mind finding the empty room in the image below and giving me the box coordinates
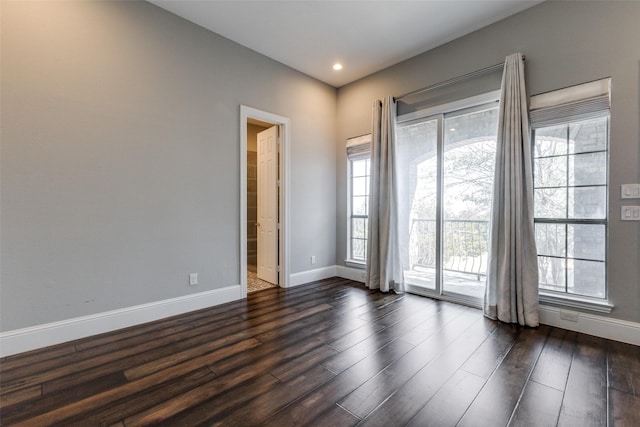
[1,0,639,426]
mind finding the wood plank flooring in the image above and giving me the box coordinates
[1,277,639,426]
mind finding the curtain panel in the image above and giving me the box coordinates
[484,53,539,327]
[365,96,404,293]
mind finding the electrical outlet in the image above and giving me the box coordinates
[311,256,316,265]
[189,273,198,286]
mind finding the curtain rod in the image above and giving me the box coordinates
[394,55,525,102]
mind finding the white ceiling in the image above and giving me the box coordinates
[149,0,543,88]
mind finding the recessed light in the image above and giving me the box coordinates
[449,128,456,132]
[333,63,343,71]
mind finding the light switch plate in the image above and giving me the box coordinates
[621,206,640,221]
[621,184,640,199]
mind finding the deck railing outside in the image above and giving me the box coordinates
[409,218,489,280]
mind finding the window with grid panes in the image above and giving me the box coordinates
[533,115,608,299]
[349,155,370,262]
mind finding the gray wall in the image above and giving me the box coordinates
[1,0,337,331]
[336,1,640,323]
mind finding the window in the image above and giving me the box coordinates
[396,92,500,305]
[533,116,609,299]
[346,134,372,265]
[530,78,611,303]
[349,155,370,262]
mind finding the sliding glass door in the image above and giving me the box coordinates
[396,100,498,305]
[442,106,498,300]
[396,119,438,291]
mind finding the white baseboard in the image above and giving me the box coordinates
[336,265,366,283]
[288,264,367,287]
[0,285,242,357]
[539,305,640,346]
[3,279,637,357]
[289,266,337,287]
[334,266,640,345]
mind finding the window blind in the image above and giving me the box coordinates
[346,134,371,156]
[529,78,611,128]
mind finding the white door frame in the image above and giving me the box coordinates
[240,105,291,296]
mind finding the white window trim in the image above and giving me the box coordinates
[539,292,613,314]
[344,259,366,269]
[397,90,501,124]
[397,92,501,307]
[346,151,370,265]
[532,118,611,307]
[531,79,612,309]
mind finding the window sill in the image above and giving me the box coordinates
[344,259,366,269]
[539,292,613,314]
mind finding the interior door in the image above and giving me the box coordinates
[257,125,279,284]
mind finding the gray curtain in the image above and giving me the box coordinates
[484,53,539,327]
[366,96,404,293]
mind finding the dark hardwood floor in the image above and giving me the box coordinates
[1,278,639,426]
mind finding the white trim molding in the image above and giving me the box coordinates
[288,265,366,287]
[539,305,640,346]
[344,259,366,270]
[0,286,241,357]
[240,105,291,296]
[289,266,338,287]
[336,265,366,283]
[5,273,637,357]
[337,265,639,345]
[397,90,501,123]
[539,293,613,314]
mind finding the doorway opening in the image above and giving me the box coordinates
[247,120,277,293]
[240,106,290,296]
